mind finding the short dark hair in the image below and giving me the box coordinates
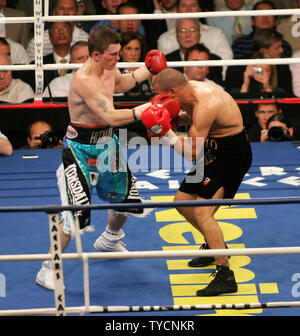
[120,31,147,61]
[254,101,280,112]
[184,43,210,61]
[0,37,9,47]
[52,0,78,11]
[253,0,276,10]
[252,29,283,51]
[88,25,120,55]
[252,0,278,20]
[117,1,141,14]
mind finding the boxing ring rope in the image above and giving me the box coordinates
[1,3,300,98]
[2,9,300,24]
[1,3,300,316]
[1,198,300,316]
[3,56,300,71]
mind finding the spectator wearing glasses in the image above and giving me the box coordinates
[22,21,73,92]
[165,18,227,81]
[157,0,233,62]
[26,0,89,61]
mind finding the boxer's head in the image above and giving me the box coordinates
[152,68,191,103]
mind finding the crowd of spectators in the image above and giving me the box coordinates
[1,0,300,151]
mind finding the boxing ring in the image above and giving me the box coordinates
[1,143,300,317]
[1,2,300,317]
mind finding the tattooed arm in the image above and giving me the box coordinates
[68,72,138,126]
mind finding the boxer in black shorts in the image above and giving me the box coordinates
[144,68,253,296]
[179,129,252,200]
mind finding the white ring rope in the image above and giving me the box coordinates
[43,9,300,22]
[1,9,300,24]
[2,57,300,73]
[2,206,300,316]
[1,246,300,262]
[0,4,299,99]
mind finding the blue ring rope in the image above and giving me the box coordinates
[0,196,299,213]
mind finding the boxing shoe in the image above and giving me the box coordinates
[196,265,238,296]
[188,243,230,267]
[36,260,65,291]
[94,229,127,252]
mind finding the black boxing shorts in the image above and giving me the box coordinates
[179,128,252,199]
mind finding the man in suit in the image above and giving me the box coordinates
[166,18,223,86]
[0,0,32,48]
[21,21,73,92]
[26,0,89,61]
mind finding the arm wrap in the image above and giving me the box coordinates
[132,65,151,83]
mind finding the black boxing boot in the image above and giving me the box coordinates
[196,265,238,296]
[188,243,230,267]
[188,243,214,267]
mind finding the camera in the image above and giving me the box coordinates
[268,126,291,142]
[252,67,263,74]
[37,130,59,148]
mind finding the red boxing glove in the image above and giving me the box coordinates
[145,50,167,75]
[141,104,171,137]
[150,94,180,120]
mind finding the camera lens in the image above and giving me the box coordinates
[38,130,59,148]
[268,126,290,141]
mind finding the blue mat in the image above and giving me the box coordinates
[0,142,300,317]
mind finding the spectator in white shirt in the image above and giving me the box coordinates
[26,0,89,62]
[157,0,233,60]
[0,36,29,65]
[43,40,89,98]
[0,53,34,103]
[165,18,232,79]
[0,130,13,155]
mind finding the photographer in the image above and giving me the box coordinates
[25,120,63,149]
[225,29,293,97]
[247,102,282,142]
[266,113,294,142]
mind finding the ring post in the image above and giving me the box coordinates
[48,213,66,316]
